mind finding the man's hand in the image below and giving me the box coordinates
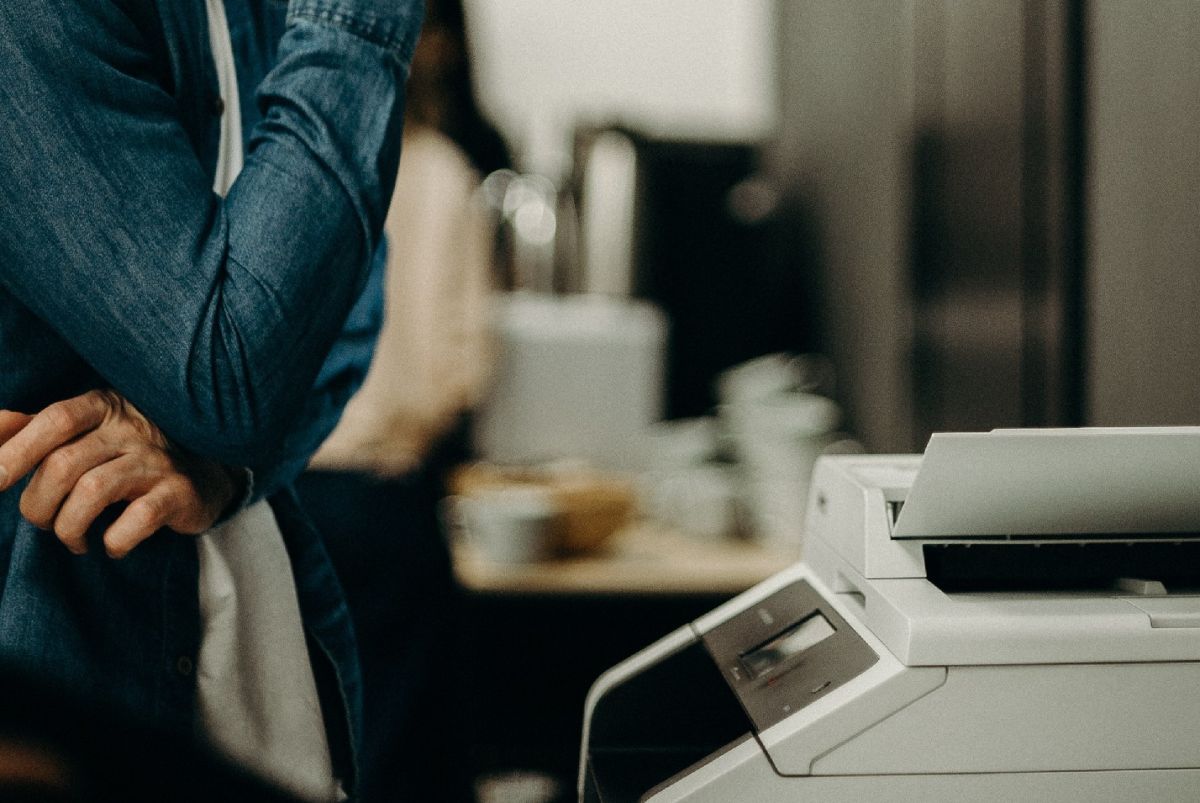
[0,389,240,558]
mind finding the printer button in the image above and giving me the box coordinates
[1116,577,1168,596]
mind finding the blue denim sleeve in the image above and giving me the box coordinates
[0,1,420,480]
[247,238,387,502]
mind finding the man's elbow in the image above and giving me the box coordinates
[171,273,352,468]
[168,377,306,470]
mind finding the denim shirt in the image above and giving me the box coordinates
[0,0,421,792]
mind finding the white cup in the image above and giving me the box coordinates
[638,417,720,471]
[721,392,844,549]
[452,487,562,563]
[642,464,742,541]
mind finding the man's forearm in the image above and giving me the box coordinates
[0,0,421,469]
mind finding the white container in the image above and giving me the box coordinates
[473,293,667,470]
[722,392,843,550]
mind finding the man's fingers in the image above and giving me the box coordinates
[0,411,32,445]
[103,485,179,560]
[5,390,230,559]
[52,454,154,555]
[0,392,110,492]
[20,435,122,531]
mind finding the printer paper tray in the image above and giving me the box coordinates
[893,429,1200,538]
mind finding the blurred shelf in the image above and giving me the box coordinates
[452,521,797,596]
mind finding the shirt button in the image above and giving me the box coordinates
[213,96,226,116]
[176,656,194,676]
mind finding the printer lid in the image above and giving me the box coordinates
[892,428,1200,538]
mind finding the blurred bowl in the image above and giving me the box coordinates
[551,476,635,553]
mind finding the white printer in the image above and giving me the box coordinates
[580,428,1200,801]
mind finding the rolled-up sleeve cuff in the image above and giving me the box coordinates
[213,466,256,525]
[287,0,423,64]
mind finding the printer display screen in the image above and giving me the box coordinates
[741,612,835,679]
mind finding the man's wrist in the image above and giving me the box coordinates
[214,464,250,523]
[167,441,248,528]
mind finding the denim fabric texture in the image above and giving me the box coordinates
[0,0,421,792]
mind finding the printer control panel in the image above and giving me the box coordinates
[700,580,878,732]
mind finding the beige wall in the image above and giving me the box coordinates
[463,0,777,176]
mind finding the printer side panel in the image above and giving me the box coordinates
[805,457,926,582]
[810,661,1200,775]
[648,766,1200,803]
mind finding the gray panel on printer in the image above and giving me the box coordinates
[700,580,878,732]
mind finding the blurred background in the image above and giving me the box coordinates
[364,1,1200,800]
[465,0,1200,452]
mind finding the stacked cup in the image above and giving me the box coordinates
[717,355,853,552]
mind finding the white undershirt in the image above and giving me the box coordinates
[197,3,339,801]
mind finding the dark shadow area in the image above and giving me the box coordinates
[0,664,301,802]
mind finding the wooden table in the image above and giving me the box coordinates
[452,520,798,596]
